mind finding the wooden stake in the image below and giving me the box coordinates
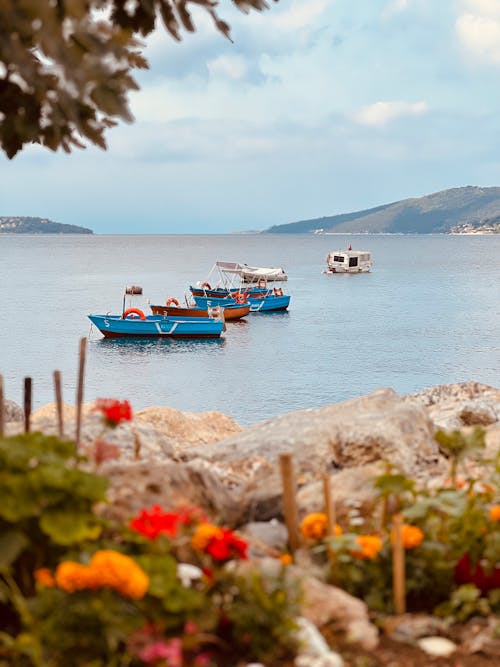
[322,473,336,534]
[24,377,32,433]
[0,374,4,438]
[53,370,64,438]
[279,453,300,554]
[75,337,87,448]
[392,513,406,615]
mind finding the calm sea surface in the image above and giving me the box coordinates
[0,234,499,425]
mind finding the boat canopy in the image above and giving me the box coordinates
[215,261,287,281]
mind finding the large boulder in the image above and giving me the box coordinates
[135,406,242,452]
[185,388,440,476]
[98,459,241,525]
[405,381,500,431]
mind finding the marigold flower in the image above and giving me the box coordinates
[89,550,149,599]
[352,535,383,560]
[55,561,98,593]
[34,568,55,588]
[300,513,342,540]
[191,523,224,551]
[280,554,293,566]
[489,505,500,522]
[95,398,133,427]
[391,524,424,550]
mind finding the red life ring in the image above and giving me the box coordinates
[201,282,211,290]
[166,297,179,307]
[123,308,146,320]
[235,293,247,304]
[273,287,283,297]
[257,278,267,289]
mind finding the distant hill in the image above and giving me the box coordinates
[264,186,500,234]
[0,216,93,234]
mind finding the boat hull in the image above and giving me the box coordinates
[88,314,224,339]
[194,294,290,312]
[150,304,250,321]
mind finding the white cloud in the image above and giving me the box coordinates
[456,1,500,64]
[383,0,411,17]
[207,54,248,80]
[352,101,429,126]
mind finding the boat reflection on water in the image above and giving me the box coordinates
[91,336,226,357]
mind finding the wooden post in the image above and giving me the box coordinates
[392,513,406,614]
[75,337,87,448]
[24,377,32,433]
[53,370,64,438]
[279,453,300,554]
[322,473,336,534]
[0,374,4,438]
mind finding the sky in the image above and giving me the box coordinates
[2,0,500,233]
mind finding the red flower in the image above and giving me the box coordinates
[95,398,133,427]
[455,553,500,594]
[205,528,248,562]
[130,505,207,541]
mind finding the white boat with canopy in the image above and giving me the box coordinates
[215,261,288,283]
[325,247,372,274]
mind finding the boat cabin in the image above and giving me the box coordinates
[325,250,372,274]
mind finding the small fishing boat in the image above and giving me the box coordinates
[190,261,291,312]
[150,297,250,321]
[88,308,224,339]
[324,246,372,274]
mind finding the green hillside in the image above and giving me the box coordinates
[265,186,500,234]
[0,216,93,234]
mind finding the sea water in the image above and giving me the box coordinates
[0,234,498,425]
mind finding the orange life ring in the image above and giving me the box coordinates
[123,307,146,320]
[201,282,211,290]
[166,297,180,307]
[235,293,247,304]
[273,287,283,297]
[257,278,267,289]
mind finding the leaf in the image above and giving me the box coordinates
[40,509,102,545]
[0,530,29,570]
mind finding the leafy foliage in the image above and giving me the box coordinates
[0,0,277,158]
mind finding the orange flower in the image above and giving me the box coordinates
[391,524,424,550]
[34,568,55,588]
[280,554,293,566]
[89,550,149,600]
[352,535,383,560]
[300,513,343,540]
[54,551,149,600]
[489,505,500,522]
[55,562,98,593]
[191,523,224,551]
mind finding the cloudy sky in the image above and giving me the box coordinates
[2,0,500,233]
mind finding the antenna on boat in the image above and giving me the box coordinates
[122,290,126,317]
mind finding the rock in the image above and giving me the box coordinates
[97,459,241,525]
[294,617,343,667]
[406,381,500,431]
[460,399,500,426]
[384,614,449,643]
[416,636,457,657]
[135,406,242,452]
[2,399,24,423]
[240,521,289,555]
[300,576,378,650]
[189,389,439,478]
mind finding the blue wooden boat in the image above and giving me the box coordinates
[193,289,290,313]
[88,308,224,339]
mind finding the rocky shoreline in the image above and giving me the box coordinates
[3,380,500,666]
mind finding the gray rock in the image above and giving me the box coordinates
[2,399,23,423]
[98,458,241,525]
[241,520,289,555]
[459,399,500,426]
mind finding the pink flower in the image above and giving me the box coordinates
[194,653,212,666]
[138,639,182,666]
